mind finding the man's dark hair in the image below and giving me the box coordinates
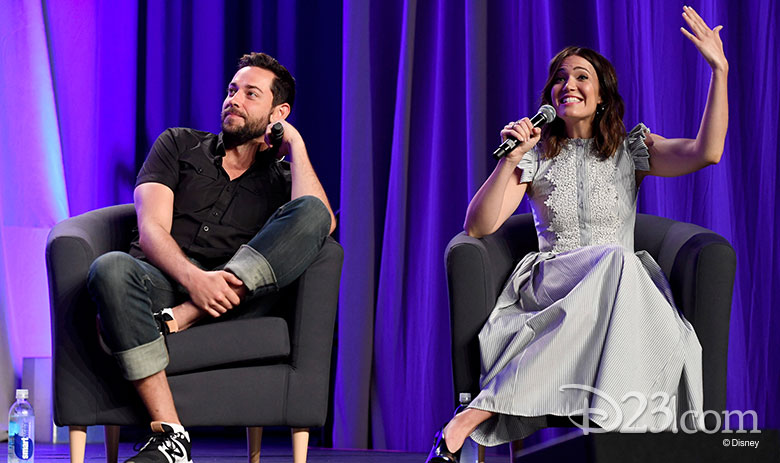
[237,52,296,108]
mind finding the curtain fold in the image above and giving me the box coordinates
[370,0,418,449]
[0,0,71,412]
[0,0,776,451]
[334,0,378,448]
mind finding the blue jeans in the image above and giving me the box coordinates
[87,195,331,381]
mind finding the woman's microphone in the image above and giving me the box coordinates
[492,105,557,160]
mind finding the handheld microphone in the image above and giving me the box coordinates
[269,122,284,146]
[267,122,285,158]
[492,105,556,160]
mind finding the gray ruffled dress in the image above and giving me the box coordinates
[469,124,703,446]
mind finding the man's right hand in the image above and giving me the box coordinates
[185,269,244,317]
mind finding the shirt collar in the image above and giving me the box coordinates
[217,132,276,174]
[216,132,227,160]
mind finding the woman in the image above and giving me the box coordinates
[426,6,727,462]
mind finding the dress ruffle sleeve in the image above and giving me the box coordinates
[627,123,651,172]
[516,147,539,183]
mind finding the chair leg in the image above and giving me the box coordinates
[291,428,309,463]
[105,425,120,463]
[247,426,263,463]
[478,444,486,463]
[509,439,523,461]
[69,426,87,463]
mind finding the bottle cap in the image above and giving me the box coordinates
[15,389,28,400]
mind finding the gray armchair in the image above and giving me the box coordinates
[46,204,343,463]
[445,213,735,433]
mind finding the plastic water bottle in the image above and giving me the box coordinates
[8,389,34,462]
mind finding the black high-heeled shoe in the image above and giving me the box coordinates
[424,427,461,463]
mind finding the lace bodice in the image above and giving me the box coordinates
[516,124,650,254]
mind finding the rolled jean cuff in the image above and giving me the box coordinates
[224,244,278,294]
[114,335,169,381]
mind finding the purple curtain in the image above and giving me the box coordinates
[2,0,776,452]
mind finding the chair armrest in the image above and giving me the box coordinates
[46,204,137,263]
[445,214,538,402]
[656,221,735,413]
[285,237,344,425]
[46,203,137,345]
[46,204,137,425]
[445,231,518,401]
[654,221,735,321]
[46,203,137,323]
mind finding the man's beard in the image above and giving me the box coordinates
[221,109,271,149]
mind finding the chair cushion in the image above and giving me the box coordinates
[165,317,289,376]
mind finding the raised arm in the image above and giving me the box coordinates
[464,119,541,237]
[641,6,728,180]
[268,120,337,233]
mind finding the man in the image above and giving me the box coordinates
[87,52,336,463]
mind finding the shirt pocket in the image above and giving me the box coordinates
[174,158,220,214]
[221,181,271,233]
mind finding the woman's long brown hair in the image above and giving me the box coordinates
[540,46,626,160]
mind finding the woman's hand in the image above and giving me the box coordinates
[643,6,729,178]
[500,118,541,163]
[680,5,728,73]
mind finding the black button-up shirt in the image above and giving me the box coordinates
[129,128,292,269]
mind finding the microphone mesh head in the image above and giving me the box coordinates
[539,104,557,122]
[270,122,285,145]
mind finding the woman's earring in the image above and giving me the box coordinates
[596,104,605,116]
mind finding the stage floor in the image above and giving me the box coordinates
[15,430,778,462]
[27,439,430,463]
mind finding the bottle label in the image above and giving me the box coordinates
[13,434,34,460]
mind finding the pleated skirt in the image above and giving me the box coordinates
[469,244,703,446]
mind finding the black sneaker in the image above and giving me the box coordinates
[153,308,179,335]
[125,421,192,463]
